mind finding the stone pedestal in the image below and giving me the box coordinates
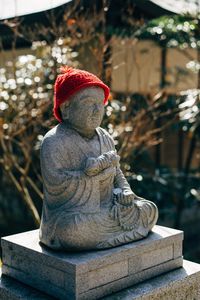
[1,260,200,300]
[104,260,200,300]
[0,225,199,300]
[1,225,183,300]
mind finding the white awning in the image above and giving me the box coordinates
[0,0,72,20]
[150,0,199,15]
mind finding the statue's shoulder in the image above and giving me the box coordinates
[97,127,115,150]
[41,124,71,149]
[98,126,109,136]
[97,127,114,141]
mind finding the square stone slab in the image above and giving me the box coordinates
[0,260,199,300]
[1,225,183,300]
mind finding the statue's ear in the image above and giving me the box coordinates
[60,102,70,120]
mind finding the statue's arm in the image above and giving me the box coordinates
[113,167,137,205]
[114,167,133,192]
[40,137,85,187]
[99,128,135,195]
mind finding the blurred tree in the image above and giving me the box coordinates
[0,38,78,225]
[0,1,198,231]
[135,13,200,228]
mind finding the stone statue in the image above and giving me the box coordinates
[39,67,158,251]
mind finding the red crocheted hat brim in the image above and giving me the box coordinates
[54,81,110,122]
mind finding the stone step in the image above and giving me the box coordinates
[0,270,54,300]
[103,260,200,300]
[1,225,183,300]
[0,260,200,300]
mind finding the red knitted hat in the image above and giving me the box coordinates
[54,66,110,122]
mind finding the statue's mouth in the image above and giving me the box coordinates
[92,113,102,120]
[90,116,101,123]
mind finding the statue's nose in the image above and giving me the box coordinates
[93,104,99,113]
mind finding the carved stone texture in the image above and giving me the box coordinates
[39,83,158,251]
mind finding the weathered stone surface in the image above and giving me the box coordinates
[1,225,183,300]
[128,245,173,273]
[39,78,158,251]
[0,269,54,300]
[103,260,200,300]
[81,258,183,300]
[0,260,200,300]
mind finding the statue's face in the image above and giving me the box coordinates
[60,87,105,136]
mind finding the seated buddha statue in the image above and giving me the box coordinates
[39,67,158,251]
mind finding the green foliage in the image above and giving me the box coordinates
[136,15,199,48]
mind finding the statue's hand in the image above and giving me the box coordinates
[113,188,135,206]
[106,151,120,168]
[84,151,120,177]
[84,157,100,176]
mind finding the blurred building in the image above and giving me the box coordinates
[0,0,199,171]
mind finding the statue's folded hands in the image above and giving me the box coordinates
[84,150,120,176]
[114,188,135,206]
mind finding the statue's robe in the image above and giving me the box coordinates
[39,124,158,250]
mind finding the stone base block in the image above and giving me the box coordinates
[0,270,53,300]
[0,260,200,300]
[104,260,200,300]
[1,225,183,300]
